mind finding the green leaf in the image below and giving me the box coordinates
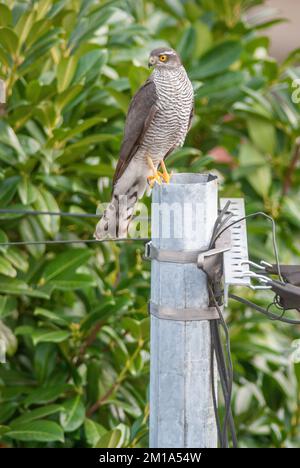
[55,84,83,113]
[0,5,12,27]
[5,248,28,273]
[107,88,130,114]
[66,162,114,177]
[0,27,18,55]
[50,273,96,290]
[262,374,285,412]
[0,278,49,298]
[33,187,60,236]
[84,418,106,447]
[0,425,10,436]
[31,329,71,346]
[57,55,78,93]
[0,45,10,67]
[0,296,17,319]
[140,317,150,340]
[19,28,61,74]
[19,217,46,258]
[18,177,37,205]
[247,117,276,154]
[24,384,70,406]
[34,342,57,383]
[42,249,91,283]
[0,256,17,278]
[177,26,197,62]
[80,298,128,332]
[239,142,271,198]
[121,317,141,339]
[0,122,26,161]
[282,197,300,228]
[0,402,18,424]
[14,11,37,48]
[190,41,242,79]
[73,48,107,83]
[10,405,63,427]
[95,428,122,448]
[54,116,106,143]
[0,176,20,205]
[0,320,17,356]
[0,229,8,254]
[193,20,213,58]
[196,71,244,99]
[6,420,64,443]
[33,308,70,326]
[60,396,85,432]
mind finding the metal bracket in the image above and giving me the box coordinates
[220,198,251,305]
[144,241,201,264]
[146,198,266,309]
[149,301,220,321]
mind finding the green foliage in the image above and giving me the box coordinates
[0,0,299,448]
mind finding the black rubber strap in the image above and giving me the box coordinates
[269,280,300,310]
[266,264,300,287]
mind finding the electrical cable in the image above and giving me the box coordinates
[0,208,100,218]
[0,237,149,246]
[209,283,238,448]
[229,293,300,325]
[210,340,223,444]
[206,203,238,448]
[0,208,149,246]
[212,211,284,283]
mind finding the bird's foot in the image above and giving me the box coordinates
[160,161,172,184]
[147,171,163,188]
[161,169,172,184]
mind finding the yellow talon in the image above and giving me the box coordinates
[147,171,163,188]
[160,160,172,184]
[147,156,163,187]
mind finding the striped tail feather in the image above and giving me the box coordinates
[94,191,138,240]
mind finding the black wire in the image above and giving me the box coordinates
[210,337,223,444]
[210,202,233,244]
[210,321,227,447]
[0,208,100,218]
[0,237,149,246]
[229,293,300,325]
[212,211,284,283]
[0,208,149,245]
[207,203,237,448]
[209,283,238,448]
[210,321,237,448]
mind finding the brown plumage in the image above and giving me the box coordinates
[113,80,158,185]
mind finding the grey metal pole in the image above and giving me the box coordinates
[149,173,218,448]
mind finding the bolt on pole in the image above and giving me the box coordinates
[149,173,219,448]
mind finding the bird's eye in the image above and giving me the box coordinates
[159,54,168,62]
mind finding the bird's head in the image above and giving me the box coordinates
[148,48,182,69]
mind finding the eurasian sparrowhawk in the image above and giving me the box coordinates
[94,47,194,239]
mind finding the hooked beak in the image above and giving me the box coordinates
[148,56,156,68]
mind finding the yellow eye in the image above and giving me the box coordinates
[159,54,167,62]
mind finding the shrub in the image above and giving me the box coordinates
[0,0,299,447]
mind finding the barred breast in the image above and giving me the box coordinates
[138,66,194,166]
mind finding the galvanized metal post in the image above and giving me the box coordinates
[149,173,218,448]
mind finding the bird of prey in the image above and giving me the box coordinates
[94,47,194,239]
